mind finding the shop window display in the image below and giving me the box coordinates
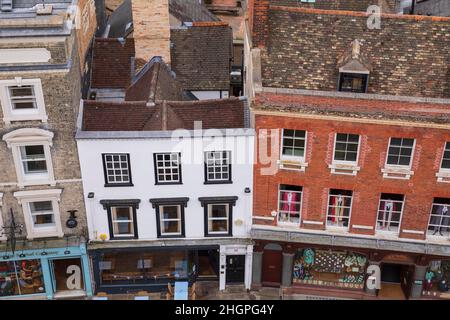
[326,189,353,228]
[423,260,450,296]
[98,250,195,285]
[278,184,302,224]
[293,248,368,289]
[0,260,44,297]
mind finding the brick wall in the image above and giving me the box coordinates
[76,0,98,73]
[132,0,171,64]
[271,0,397,12]
[253,113,450,240]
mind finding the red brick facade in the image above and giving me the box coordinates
[253,112,450,240]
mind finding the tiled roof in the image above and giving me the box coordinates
[272,0,398,12]
[82,97,248,131]
[91,38,135,89]
[125,57,184,102]
[169,0,220,23]
[258,6,450,98]
[170,24,232,91]
[253,92,450,125]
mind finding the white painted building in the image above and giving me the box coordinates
[76,97,254,293]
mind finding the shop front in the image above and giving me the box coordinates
[0,244,92,299]
[422,259,450,299]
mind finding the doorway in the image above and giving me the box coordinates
[262,244,282,287]
[50,258,85,296]
[226,255,245,284]
[379,263,413,299]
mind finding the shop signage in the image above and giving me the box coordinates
[366,265,381,290]
[66,265,82,290]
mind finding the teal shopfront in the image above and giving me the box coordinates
[0,244,92,299]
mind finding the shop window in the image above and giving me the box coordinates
[102,153,133,187]
[423,260,450,296]
[427,198,450,237]
[278,184,302,225]
[437,142,450,183]
[376,193,405,234]
[0,78,47,124]
[154,153,182,184]
[100,199,140,240]
[204,151,232,184]
[97,250,195,286]
[0,260,45,297]
[3,128,55,187]
[279,129,308,171]
[338,73,368,93]
[14,189,63,239]
[199,196,238,237]
[382,137,415,180]
[329,133,361,175]
[326,189,353,229]
[150,198,189,238]
[293,248,368,289]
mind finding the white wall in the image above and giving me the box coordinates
[77,133,254,242]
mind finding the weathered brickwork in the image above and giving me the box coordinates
[250,4,450,98]
[253,113,450,240]
[272,0,397,12]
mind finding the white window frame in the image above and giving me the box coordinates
[437,142,450,183]
[204,151,232,183]
[207,203,230,235]
[426,198,450,238]
[329,133,361,175]
[277,184,303,226]
[110,206,135,238]
[375,194,405,235]
[279,129,309,171]
[154,152,181,184]
[382,137,416,180]
[0,78,47,124]
[102,153,132,186]
[14,189,63,239]
[0,193,5,241]
[159,205,182,236]
[3,128,55,188]
[326,190,353,231]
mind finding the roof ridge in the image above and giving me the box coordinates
[269,5,450,22]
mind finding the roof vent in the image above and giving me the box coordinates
[36,4,53,15]
[0,0,13,12]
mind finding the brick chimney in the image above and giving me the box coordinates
[131,0,171,64]
[248,0,270,48]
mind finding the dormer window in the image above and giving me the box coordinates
[337,40,371,94]
[338,73,368,93]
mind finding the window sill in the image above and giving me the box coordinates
[155,182,183,186]
[104,183,134,187]
[278,159,308,172]
[19,178,56,188]
[436,171,450,183]
[109,236,138,240]
[27,231,63,240]
[157,234,185,239]
[328,163,360,176]
[204,233,232,237]
[3,114,48,124]
[204,180,233,185]
[381,167,414,180]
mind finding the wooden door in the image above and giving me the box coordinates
[262,249,282,287]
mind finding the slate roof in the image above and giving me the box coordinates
[170,23,233,91]
[258,5,450,98]
[170,0,219,23]
[91,38,135,89]
[106,0,133,38]
[82,97,249,131]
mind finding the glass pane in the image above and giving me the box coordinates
[162,221,181,234]
[209,204,228,218]
[33,214,54,225]
[30,201,52,212]
[112,207,132,221]
[161,206,180,220]
[210,220,228,232]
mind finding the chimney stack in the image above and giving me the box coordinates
[131,0,171,64]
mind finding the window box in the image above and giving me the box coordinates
[199,196,238,237]
[0,78,47,124]
[3,128,55,187]
[329,133,361,176]
[100,199,140,240]
[102,153,133,187]
[149,198,189,238]
[382,137,415,180]
[153,153,182,185]
[204,151,232,184]
[14,189,63,239]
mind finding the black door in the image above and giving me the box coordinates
[381,263,402,283]
[226,255,245,284]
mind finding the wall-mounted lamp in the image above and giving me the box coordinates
[87,192,95,199]
[244,187,251,194]
[66,210,78,229]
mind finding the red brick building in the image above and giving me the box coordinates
[245,1,450,299]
